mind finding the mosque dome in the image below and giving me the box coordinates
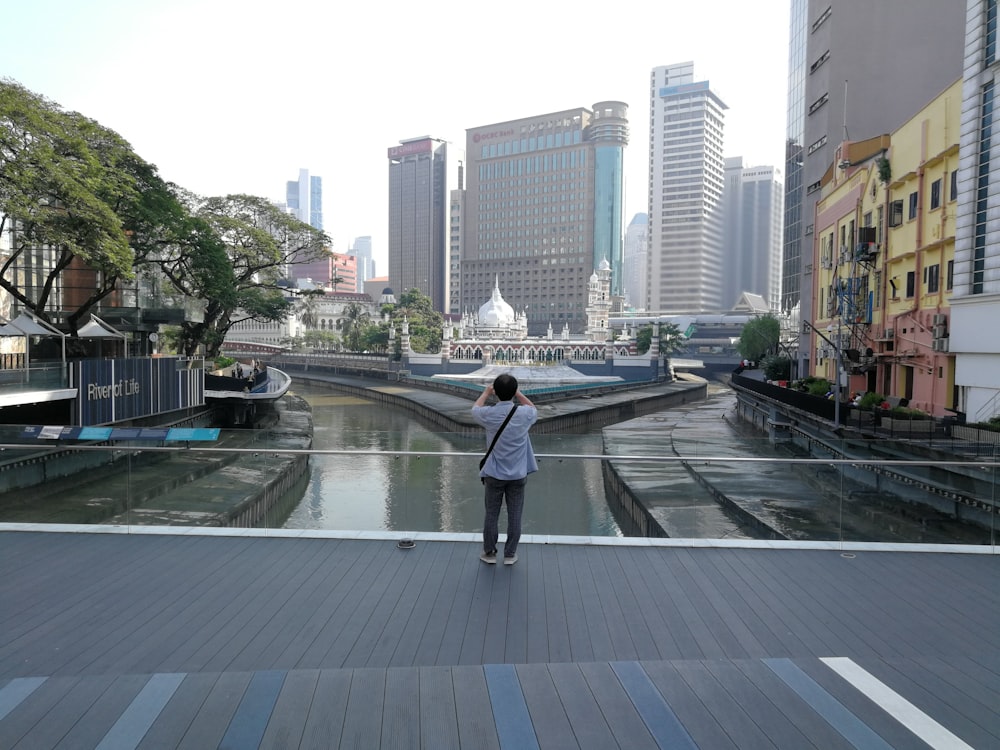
[478,278,516,327]
[598,258,611,271]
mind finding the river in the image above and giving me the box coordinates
[282,382,622,536]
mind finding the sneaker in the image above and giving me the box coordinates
[503,554,518,565]
[480,551,497,564]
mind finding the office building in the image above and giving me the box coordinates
[449,176,465,316]
[461,103,629,334]
[290,252,357,293]
[286,168,323,231]
[722,158,783,311]
[782,1,965,369]
[647,62,728,313]
[351,236,375,292]
[951,0,1000,422]
[387,137,449,312]
[622,213,648,310]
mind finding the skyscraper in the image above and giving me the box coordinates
[286,168,323,231]
[351,236,374,292]
[781,1,965,356]
[622,213,648,310]
[647,62,727,313]
[387,137,449,311]
[951,0,1000,421]
[448,165,465,316]
[722,158,783,311]
[461,103,628,334]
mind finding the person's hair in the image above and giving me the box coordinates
[493,373,518,401]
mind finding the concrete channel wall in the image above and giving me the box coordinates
[731,381,1000,533]
[286,368,708,435]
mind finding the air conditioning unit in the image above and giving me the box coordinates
[932,338,950,352]
[932,313,947,325]
[883,328,894,339]
[933,324,947,338]
[855,242,877,260]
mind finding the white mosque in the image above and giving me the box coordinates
[398,261,668,383]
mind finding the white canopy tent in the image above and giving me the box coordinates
[0,312,66,380]
[76,314,128,357]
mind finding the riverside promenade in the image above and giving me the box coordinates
[1,374,998,748]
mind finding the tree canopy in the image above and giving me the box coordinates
[635,322,685,356]
[0,79,173,331]
[738,315,781,361]
[157,194,329,356]
[390,288,443,354]
[1,79,330,355]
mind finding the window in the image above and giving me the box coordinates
[812,5,832,32]
[908,192,918,220]
[808,93,829,115]
[905,271,915,298]
[988,0,998,66]
[926,264,940,293]
[947,259,954,290]
[930,179,942,210]
[889,200,903,227]
[950,170,958,201]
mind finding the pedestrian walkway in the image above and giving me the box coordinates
[0,529,995,749]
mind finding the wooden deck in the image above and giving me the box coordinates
[1,529,997,749]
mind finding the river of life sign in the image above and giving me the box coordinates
[71,358,204,425]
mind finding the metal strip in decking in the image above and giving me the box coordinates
[764,658,895,750]
[218,669,286,750]
[0,677,47,722]
[611,661,698,749]
[95,672,185,750]
[484,664,540,750]
[820,657,975,750]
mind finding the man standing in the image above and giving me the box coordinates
[472,373,538,565]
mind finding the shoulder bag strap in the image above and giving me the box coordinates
[480,404,518,468]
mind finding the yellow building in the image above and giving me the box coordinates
[809,79,961,416]
[881,79,961,415]
[812,135,890,398]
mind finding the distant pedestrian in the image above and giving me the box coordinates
[472,374,538,566]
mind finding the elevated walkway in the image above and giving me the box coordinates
[0,528,995,749]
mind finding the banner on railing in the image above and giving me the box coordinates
[69,357,205,425]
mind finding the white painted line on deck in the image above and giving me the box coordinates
[820,657,974,750]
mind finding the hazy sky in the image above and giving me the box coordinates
[3,0,791,273]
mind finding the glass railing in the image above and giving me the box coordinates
[0,363,67,391]
[0,431,996,549]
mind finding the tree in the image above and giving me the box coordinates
[337,301,372,352]
[303,330,339,350]
[635,322,684,356]
[738,315,781,362]
[389,288,443,354]
[0,79,182,332]
[296,289,323,329]
[362,323,391,354]
[760,354,792,381]
[155,194,329,356]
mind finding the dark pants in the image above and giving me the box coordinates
[482,476,526,558]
